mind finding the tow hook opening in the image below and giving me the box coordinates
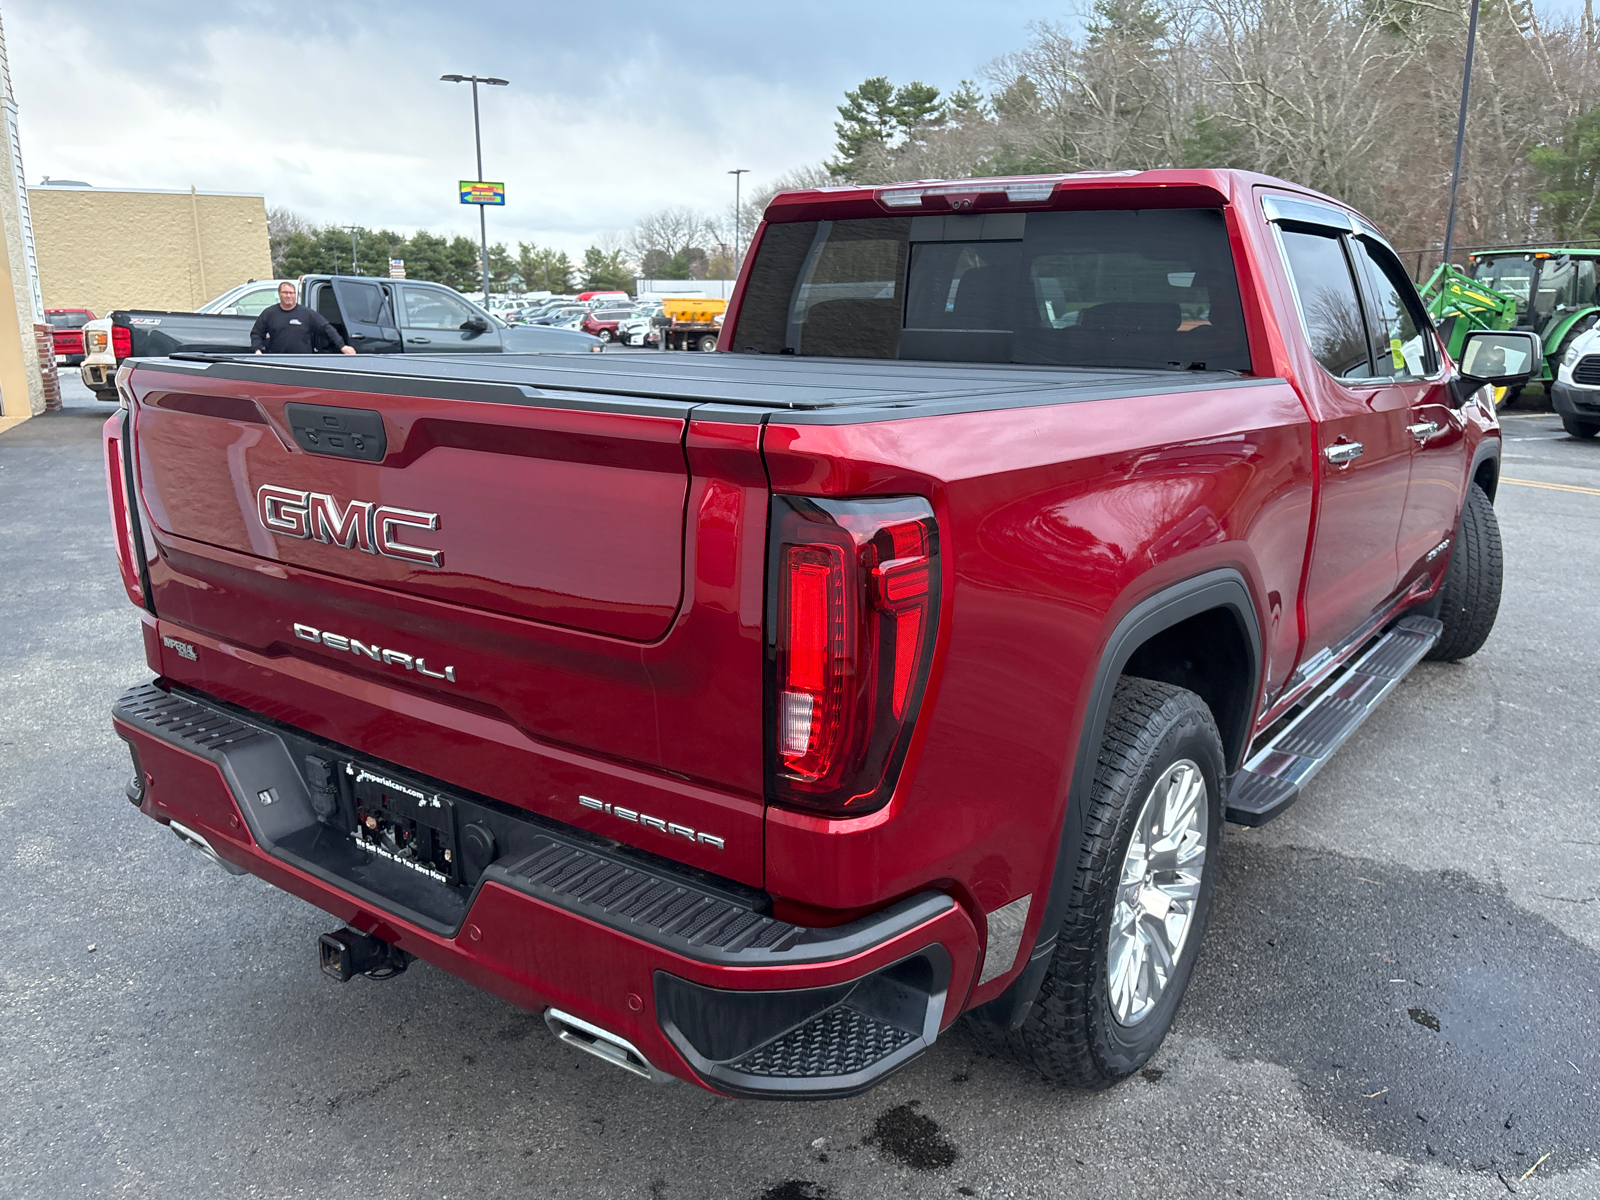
[120,738,144,807]
[544,1008,671,1084]
[318,928,414,983]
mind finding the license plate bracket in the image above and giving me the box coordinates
[348,764,460,885]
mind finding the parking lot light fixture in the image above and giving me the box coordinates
[729,168,750,274]
[440,73,510,302]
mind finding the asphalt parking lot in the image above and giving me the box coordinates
[2,374,1597,1199]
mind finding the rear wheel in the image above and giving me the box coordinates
[697,334,719,352]
[1002,678,1224,1088]
[596,329,612,343]
[1562,415,1599,440]
[1425,482,1502,661]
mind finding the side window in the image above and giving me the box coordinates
[1278,228,1371,380]
[1350,237,1435,380]
[401,287,476,330]
[233,288,282,317]
[338,281,387,325]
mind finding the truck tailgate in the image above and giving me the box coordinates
[125,360,766,886]
[135,374,686,638]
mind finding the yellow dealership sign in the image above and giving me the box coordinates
[459,181,506,206]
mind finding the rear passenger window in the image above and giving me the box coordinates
[1278,229,1372,380]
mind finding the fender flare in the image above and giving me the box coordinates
[976,568,1261,1029]
[1469,438,1501,503]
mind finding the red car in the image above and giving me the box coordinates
[46,308,96,365]
[578,306,635,342]
[106,169,1532,1100]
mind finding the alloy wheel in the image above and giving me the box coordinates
[1106,758,1209,1027]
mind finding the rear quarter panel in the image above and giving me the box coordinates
[761,381,1314,937]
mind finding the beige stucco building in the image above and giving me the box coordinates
[29,184,272,316]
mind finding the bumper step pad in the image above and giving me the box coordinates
[730,1004,916,1078]
[1226,615,1442,826]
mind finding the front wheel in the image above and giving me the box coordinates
[1005,678,1224,1088]
[697,334,719,352]
[1425,482,1502,661]
[1562,415,1599,440]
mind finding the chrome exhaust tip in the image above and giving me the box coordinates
[169,820,248,876]
[544,1007,672,1084]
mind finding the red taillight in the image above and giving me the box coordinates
[778,542,847,780]
[767,496,940,816]
[111,326,132,358]
[103,415,147,608]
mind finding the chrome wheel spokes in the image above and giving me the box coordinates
[1107,759,1209,1027]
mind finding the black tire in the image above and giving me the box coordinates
[1001,677,1224,1088]
[697,334,718,352]
[1425,482,1502,662]
[1561,415,1599,440]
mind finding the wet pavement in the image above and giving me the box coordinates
[1,379,1597,1198]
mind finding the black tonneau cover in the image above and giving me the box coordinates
[145,351,1269,423]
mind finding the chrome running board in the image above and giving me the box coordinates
[1225,615,1443,826]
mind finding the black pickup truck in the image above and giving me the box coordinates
[80,275,601,400]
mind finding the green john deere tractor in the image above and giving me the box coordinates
[1422,248,1600,406]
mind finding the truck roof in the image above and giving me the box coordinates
[759,167,1348,225]
[147,351,1269,424]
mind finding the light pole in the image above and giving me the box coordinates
[344,224,360,275]
[728,168,750,274]
[1440,0,1481,268]
[441,73,509,301]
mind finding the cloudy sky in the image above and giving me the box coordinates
[13,0,1590,258]
[9,0,1083,256]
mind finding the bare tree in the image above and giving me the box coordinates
[815,0,1599,262]
[627,207,714,265]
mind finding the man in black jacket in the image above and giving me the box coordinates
[250,282,358,354]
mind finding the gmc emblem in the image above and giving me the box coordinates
[256,485,443,567]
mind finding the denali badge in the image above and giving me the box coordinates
[256,485,443,567]
[579,795,724,850]
[294,623,456,683]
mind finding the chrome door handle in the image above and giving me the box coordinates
[1324,441,1364,467]
[1408,421,1440,444]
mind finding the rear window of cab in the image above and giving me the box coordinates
[732,208,1250,372]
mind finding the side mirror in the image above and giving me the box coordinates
[1451,329,1542,406]
[462,316,490,334]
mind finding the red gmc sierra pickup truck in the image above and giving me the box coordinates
[105,169,1538,1100]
